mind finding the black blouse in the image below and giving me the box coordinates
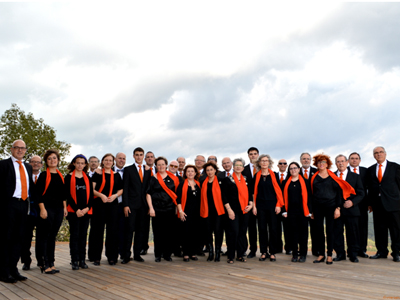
[36,172,66,209]
[92,172,123,206]
[255,175,278,210]
[147,176,176,212]
[221,175,251,214]
[64,174,94,212]
[313,175,341,207]
[176,181,201,216]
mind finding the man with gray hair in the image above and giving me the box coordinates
[88,156,99,177]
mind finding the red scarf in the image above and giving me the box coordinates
[157,172,178,205]
[232,173,249,214]
[94,169,114,198]
[311,170,355,199]
[200,177,225,218]
[179,179,200,216]
[253,169,284,207]
[67,171,92,215]
[283,176,309,217]
[42,168,64,195]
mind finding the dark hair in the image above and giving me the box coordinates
[348,152,361,160]
[288,161,301,174]
[247,147,259,154]
[88,156,99,162]
[43,149,60,168]
[155,156,168,166]
[100,153,115,168]
[183,164,199,181]
[313,154,333,169]
[202,161,219,175]
[68,154,89,173]
[133,147,145,155]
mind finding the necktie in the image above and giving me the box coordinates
[16,161,28,200]
[138,164,143,182]
[304,169,308,179]
[378,164,383,182]
[340,172,343,179]
[280,173,284,184]
[252,166,256,177]
[179,171,183,177]
[34,175,38,184]
[227,172,230,177]
[151,168,154,176]
[353,168,357,173]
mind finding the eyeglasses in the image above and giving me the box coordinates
[30,161,42,164]
[170,165,178,168]
[12,146,27,151]
[208,158,217,161]
[234,164,243,167]
[289,167,299,171]
[195,159,205,162]
[260,160,269,163]
[317,160,327,164]
[374,151,385,155]
[278,162,287,165]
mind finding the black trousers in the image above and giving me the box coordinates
[257,207,279,254]
[88,202,119,262]
[172,215,183,255]
[21,215,38,266]
[36,207,64,267]
[372,199,400,255]
[67,213,90,262]
[313,203,336,257]
[309,218,321,255]
[333,215,360,258]
[226,212,249,260]
[206,214,224,250]
[181,214,201,257]
[152,210,175,258]
[287,214,309,257]
[117,203,125,258]
[247,213,258,253]
[123,206,147,259]
[0,198,28,277]
[276,213,292,252]
[141,214,151,251]
[358,200,369,253]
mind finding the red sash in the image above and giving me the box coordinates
[157,172,178,205]
[179,179,200,217]
[200,177,225,218]
[310,170,355,199]
[67,171,92,215]
[232,173,249,214]
[94,169,114,198]
[166,171,180,191]
[43,168,64,195]
[253,169,284,207]
[283,176,309,217]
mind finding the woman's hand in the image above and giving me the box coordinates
[82,207,89,215]
[252,207,257,216]
[76,209,83,217]
[40,208,48,219]
[275,206,281,214]
[282,212,287,218]
[334,208,340,219]
[64,207,68,217]
[179,210,187,221]
[228,208,235,220]
[100,194,108,203]
[108,194,117,202]
[311,213,314,220]
[244,204,252,213]
[149,208,156,217]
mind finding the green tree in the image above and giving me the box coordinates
[0,103,71,173]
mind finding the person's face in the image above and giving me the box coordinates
[186,167,196,180]
[102,155,114,169]
[10,141,27,160]
[289,164,300,177]
[206,166,216,177]
[335,157,348,172]
[169,162,179,173]
[145,153,155,166]
[134,151,144,164]
[317,160,327,171]
[89,158,99,171]
[73,158,87,172]
[29,156,42,173]
[301,154,311,168]
[207,156,217,163]
[248,150,259,163]
[373,147,386,164]
[156,159,167,173]
[195,156,205,168]
[349,154,361,168]
[277,159,287,172]
[46,153,59,168]
[259,157,270,169]
[115,153,126,169]
[221,158,232,172]
[233,161,244,174]
[177,157,186,170]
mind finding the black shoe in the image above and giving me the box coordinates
[93,261,101,266]
[247,252,256,258]
[291,257,298,262]
[358,251,369,258]
[0,275,17,283]
[40,266,56,274]
[333,255,346,262]
[183,257,190,262]
[270,255,276,262]
[140,249,148,255]
[313,256,326,263]
[164,257,173,262]
[71,261,79,270]
[22,263,30,271]
[108,260,116,265]
[286,250,293,255]
[370,253,387,259]
[11,273,27,281]
[298,256,306,263]
[326,256,333,265]
[350,257,359,263]
[121,258,130,264]
[259,253,268,261]
[79,260,88,269]
[134,256,145,262]
[393,255,400,262]
[190,256,198,261]
[214,249,221,262]
[155,257,161,262]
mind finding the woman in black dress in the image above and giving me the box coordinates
[200,162,225,262]
[282,162,312,262]
[88,153,123,266]
[311,154,354,265]
[36,149,67,274]
[222,158,253,264]
[252,154,284,262]
[146,156,180,262]
[176,165,201,262]
[65,154,94,270]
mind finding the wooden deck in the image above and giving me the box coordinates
[1,243,399,300]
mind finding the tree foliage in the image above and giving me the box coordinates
[0,103,71,173]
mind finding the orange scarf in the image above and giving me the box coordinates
[157,172,178,205]
[94,169,114,198]
[310,170,355,199]
[232,173,249,214]
[166,170,180,191]
[283,176,309,217]
[42,168,64,195]
[200,177,225,218]
[253,169,284,207]
[179,179,200,215]
[67,171,92,215]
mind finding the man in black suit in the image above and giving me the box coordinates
[0,140,33,283]
[168,160,180,176]
[299,152,319,256]
[177,157,186,177]
[333,154,364,263]
[195,155,207,182]
[114,152,126,260]
[121,147,151,263]
[88,156,99,177]
[218,157,233,180]
[145,151,156,176]
[367,146,400,262]
[243,147,259,258]
[348,152,369,258]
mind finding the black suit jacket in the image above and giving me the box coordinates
[300,167,317,180]
[243,164,256,188]
[276,172,288,190]
[366,161,400,212]
[334,170,364,216]
[122,164,151,210]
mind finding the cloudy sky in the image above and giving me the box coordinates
[1,2,400,169]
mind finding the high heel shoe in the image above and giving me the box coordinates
[40,266,56,274]
[326,256,333,265]
[49,262,60,273]
[313,256,326,263]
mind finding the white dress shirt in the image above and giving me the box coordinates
[279,172,287,181]
[88,169,96,178]
[115,167,124,203]
[349,166,360,174]
[11,156,29,198]
[224,169,233,177]
[376,160,387,178]
[32,172,41,183]
[301,167,311,177]
[249,163,256,178]
[336,169,348,180]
